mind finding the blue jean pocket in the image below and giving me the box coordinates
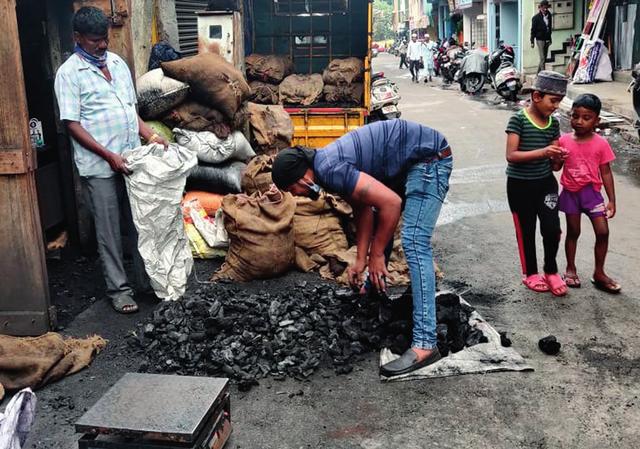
[406,158,452,203]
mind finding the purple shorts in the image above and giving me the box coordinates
[559,185,606,218]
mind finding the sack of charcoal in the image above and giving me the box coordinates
[279,74,324,106]
[245,54,294,83]
[241,154,274,195]
[161,53,250,119]
[213,187,296,281]
[323,83,364,104]
[322,57,364,86]
[249,81,280,105]
[162,101,232,139]
[246,102,294,154]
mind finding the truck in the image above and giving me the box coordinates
[199,0,373,148]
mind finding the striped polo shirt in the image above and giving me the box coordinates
[505,109,560,180]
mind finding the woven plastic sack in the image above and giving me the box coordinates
[174,129,255,164]
[124,143,197,301]
[137,68,189,119]
[188,160,246,194]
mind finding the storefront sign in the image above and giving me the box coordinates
[29,118,44,149]
[457,0,474,9]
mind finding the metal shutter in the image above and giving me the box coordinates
[176,0,209,56]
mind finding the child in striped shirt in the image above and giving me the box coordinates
[504,71,568,296]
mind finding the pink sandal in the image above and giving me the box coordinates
[523,274,550,293]
[544,273,568,297]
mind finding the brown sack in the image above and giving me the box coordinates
[247,102,294,153]
[322,57,365,86]
[0,333,107,391]
[294,192,352,258]
[241,154,274,195]
[249,81,280,104]
[245,54,294,83]
[323,83,364,104]
[162,101,232,139]
[161,53,250,119]
[213,187,296,281]
[279,74,324,106]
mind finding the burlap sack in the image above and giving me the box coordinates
[241,154,274,195]
[0,333,107,391]
[249,81,280,104]
[245,54,294,83]
[323,83,364,104]
[294,192,352,258]
[322,57,365,86]
[162,101,232,139]
[247,102,294,153]
[214,188,296,281]
[161,53,250,119]
[279,74,324,106]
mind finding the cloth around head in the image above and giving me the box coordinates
[271,146,316,189]
[523,71,568,96]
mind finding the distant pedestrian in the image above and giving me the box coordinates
[398,40,409,69]
[54,7,168,314]
[407,34,422,83]
[555,94,621,293]
[531,0,553,74]
[505,71,568,296]
[419,34,436,83]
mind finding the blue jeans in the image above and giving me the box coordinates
[401,157,453,349]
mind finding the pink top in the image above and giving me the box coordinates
[559,133,615,192]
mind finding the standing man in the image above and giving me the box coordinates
[407,34,422,83]
[420,34,437,83]
[270,119,453,377]
[398,40,409,69]
[531,0,553,74]
[54,7,168,314]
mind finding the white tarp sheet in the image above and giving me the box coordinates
[0,388,36,449]
[380,294,534,381]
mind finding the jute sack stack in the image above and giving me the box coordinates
[241,154,275,195]
[323,83,364,104]
[161,53,250,119]
[322,57,364,86]
[249,81,280,105]
[162,101,233,139]
[279,74,324,106]
[213,187,296,281]
[246,102,294,153]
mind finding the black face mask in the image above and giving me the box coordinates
[307,182,321,200]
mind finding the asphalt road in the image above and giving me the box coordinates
[22,53,640,449]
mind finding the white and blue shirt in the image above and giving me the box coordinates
[54,51,140,178]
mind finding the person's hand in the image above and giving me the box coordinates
[543,145,564,159]
[368,254,391,293]
[606,201,616,219]
[347,259,367,293]
[149,133,169,149]
[106,152,131,175]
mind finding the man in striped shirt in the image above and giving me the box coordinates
[55,7,167,314]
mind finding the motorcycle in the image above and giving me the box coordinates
[455,49,488,94]
[439,45,466,84]
[369,71,401,121]
[487,43,522,101]
[629,63,640,138]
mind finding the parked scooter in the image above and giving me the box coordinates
[455,48,488,94]
[439,45,466,84]
[487,43,522,101]
[630,63,640,138]
[370,71,401,121]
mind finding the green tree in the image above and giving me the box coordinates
[373,0,394,42]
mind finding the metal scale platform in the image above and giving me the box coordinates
[76,373,231,449]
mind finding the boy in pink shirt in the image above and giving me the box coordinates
[555,94,621,293]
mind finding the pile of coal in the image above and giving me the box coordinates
[130,284,487,390]
[538,335,561,355]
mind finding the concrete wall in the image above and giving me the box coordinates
[521,0,584,73]
[462,3,484,45]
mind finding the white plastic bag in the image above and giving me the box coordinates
[124,143,197,301]
[0,388,36,449]
[137,68,189,119]
[173,128,255,164]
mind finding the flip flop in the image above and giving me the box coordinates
[590,278,622,294]
[523,274,550,293]
[563,273,581,288]
[544,273,568,297]
[111,296,139,314]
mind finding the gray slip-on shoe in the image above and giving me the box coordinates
[380,347,442,377]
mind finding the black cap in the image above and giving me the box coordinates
[271,146,316,190]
